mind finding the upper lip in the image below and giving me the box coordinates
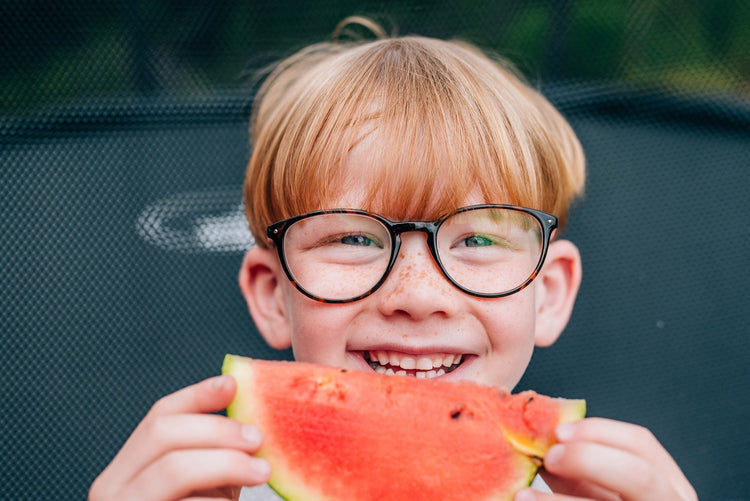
[350,342,473,357]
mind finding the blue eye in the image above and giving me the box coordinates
[339,234,383,248]
[461,235,496,247]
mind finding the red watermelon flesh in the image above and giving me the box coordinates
[223,354,585,501]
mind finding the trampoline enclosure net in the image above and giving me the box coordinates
[2,2,749,499]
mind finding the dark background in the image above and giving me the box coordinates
[2,1,748,499]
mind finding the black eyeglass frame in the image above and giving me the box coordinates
[266,204,558,303]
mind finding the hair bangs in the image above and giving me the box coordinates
[282,37,535,221]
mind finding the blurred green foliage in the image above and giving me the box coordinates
[2,0,748,115]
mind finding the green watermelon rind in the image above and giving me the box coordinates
[224,356,333,501]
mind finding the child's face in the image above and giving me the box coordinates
[278,239,538,390]
[242,134,581,391]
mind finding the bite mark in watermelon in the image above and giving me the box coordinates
[223,354,585,501]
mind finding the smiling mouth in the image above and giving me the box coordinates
[364,351,463,379]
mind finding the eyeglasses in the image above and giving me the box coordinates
[266,204,557,303]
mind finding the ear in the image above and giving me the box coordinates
[533,238,582,347]
[238,246,292,350]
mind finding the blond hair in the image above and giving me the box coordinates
[244,24,585,247]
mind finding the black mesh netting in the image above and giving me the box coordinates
[2,2,749,499]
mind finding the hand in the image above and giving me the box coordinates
[515,417,697,501]
[89,375,271,500]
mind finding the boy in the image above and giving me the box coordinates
[90,21,696,501]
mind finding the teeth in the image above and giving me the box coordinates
[389,352,400,367]
[416,357,433,370]
[400,356,416,370]
[366,350,463,378]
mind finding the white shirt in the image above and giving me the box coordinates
[238,475,551,499]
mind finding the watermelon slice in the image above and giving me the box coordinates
[223,354,585,501]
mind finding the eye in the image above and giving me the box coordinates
[338,234,383,248]
[458,234,497,248]
[314,232,385,250]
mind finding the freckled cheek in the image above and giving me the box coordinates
[478,306,536,388]
[476,295,537,348]
[286,295,359,364]
[301,262,388,300]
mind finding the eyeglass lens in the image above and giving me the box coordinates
[282,208,544,301]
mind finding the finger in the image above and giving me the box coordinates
[142,414,262,453]
[128,449,271,500]
[514,487,598,501]
[538,470,622,500]
[146,375,237,418]
[543,442,672,501]
[183,496,233,501]
[183,498,232,501]
[556,419,673,468]
[556,418,695,499]
[188,485,243,499]
[121,414,264,482]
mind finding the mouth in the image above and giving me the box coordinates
[363,350,464,379]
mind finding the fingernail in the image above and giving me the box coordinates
[514,488,535,501]
[211,375,229,391]
[242,425,262,446]
[545,444,564,466]
[252,457,271,479]
[556,422,574,441]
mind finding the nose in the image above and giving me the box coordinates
[375,232,460,321]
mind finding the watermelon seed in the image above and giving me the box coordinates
[451,404,465,419]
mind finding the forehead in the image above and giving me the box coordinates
[325,127,501,221]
